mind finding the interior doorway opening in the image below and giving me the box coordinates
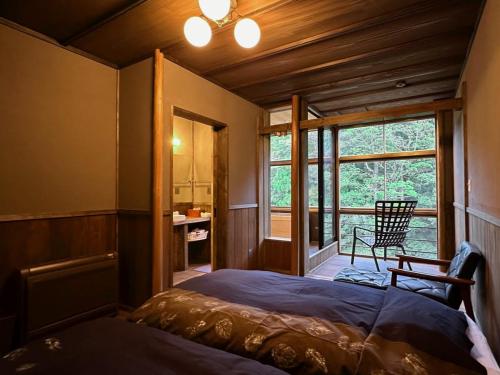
[170,108,228,286]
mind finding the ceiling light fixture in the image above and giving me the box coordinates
[184,0,260,48]
[184,16,212,47]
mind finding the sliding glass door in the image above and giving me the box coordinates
[318,127,335,249]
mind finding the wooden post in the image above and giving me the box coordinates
[437,109,455,268]
[298,99,309,276]
[461,82,470,241]
[291,95,301,275]
[152,49,164,294]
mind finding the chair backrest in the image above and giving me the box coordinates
[374,200,417,247]
[445,241,482,308]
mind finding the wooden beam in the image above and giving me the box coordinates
[62,0,149,45]
[290,95,301,275]
[300,98,463,130]
[152,49,164,294]
[339,150,436,163]
[202,0,445,76]
[321,90,456,115]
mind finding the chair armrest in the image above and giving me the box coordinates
[395,254,452,267]
[388,268,475,287]
[353,226,375,233]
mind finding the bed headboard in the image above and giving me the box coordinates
[17,252,118,344]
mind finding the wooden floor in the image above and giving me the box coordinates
[173,264,211,286]
[307,253,443,280]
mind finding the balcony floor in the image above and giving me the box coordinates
[307,253,443,280]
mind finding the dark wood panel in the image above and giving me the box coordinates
[263,238,291,273]
[117,212,151,308]
[226,208,258,270]
[211,3,478,90]
[165,0,424,74]
[238,32,470,101]
[0,214,116,290]
[468,213,500,361]
[0,0,134,41]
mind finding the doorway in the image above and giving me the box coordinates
[170,107,228,285]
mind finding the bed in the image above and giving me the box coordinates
[0,317,285,374]
[131,269,499,375]
[2,266,498,374]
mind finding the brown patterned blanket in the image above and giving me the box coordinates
[131,269,486,375]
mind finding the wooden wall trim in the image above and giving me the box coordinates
[467,207,500,228]
[151,49,164,294]
[453,202,466,210]
[0,210,117,222]
[229,204,258,210]
[300,98,462,130]
[117,209,172,216]
[290,95,301,275]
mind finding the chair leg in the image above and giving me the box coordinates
[399,245,412,270]
[370,246,380,272]
[351,236,357,265]
[461,286,475,321]
[383,246,387,261]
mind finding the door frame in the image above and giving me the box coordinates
[169,106,229,280]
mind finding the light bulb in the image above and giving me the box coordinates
[184,16,212,47]
[234,18,260,48]
[172,137,181,146]
[198,0,231,21]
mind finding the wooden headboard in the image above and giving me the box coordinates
[17,253,118,344]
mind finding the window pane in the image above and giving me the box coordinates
[385,118,435,152]
[339,125,384,156]
[340,214,437,259]
[270,108,292,125]
[321,129,335,245]
[270,134,291,161]
[340,162,385,207]
[308,130,318,159]
[308,164,318,207]
[385,158,436,208]
[270,165,291,207]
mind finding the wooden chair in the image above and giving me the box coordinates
[351,200,417,271]
[388,241,482,319]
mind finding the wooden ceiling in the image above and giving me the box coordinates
[0,0,483,114]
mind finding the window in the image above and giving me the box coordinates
[338,117,437,258]
[267,109,334,250]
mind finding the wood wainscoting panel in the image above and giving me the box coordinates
[468,212,500,361]
[117,211,152,308]
[263,238,292,274]
[0,212,116,312]
[118,210,173,308]
[226,207,258,270]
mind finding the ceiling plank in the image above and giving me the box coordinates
[62,0,149,45]
[311,76,458,107]
[231,29,471,92]
[201,0,445,76]
[209,0,478,88]
[257,59,463,108]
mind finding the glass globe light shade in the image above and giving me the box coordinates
[198,0,231,21]
[234,18,260,48]
[184,16,212,47]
